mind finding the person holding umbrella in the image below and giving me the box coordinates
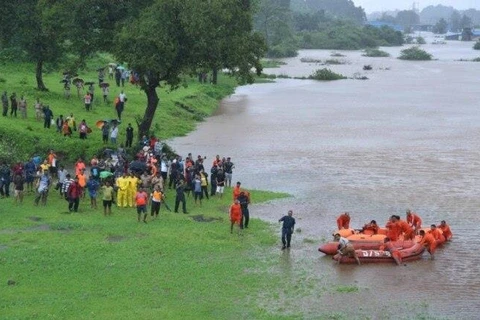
[73,78,84,98]
[98,68,105,86]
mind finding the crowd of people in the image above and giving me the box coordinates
[334,210,453,263]
[1,64,136,147]
[0,146,252,229]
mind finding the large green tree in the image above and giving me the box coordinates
[115,0,264,139]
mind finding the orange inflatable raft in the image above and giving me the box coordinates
[333,242,425,265]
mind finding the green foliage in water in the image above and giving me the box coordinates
[363,48,390,57]
[416,36,427,44]
[398,46,433,61]
[308,68,347,81]
[474,41,480,50]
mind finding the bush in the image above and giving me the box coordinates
[474,41,480,50]
[363,48,390,57]
[308,68,346,81]
[0,47,28,64]
[398,46,433,60]
[416,36,426,44]
[325,59,347,65]
[473,57,480,62]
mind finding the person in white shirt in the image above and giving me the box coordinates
[110,124,119,145]
[334,233,361,265]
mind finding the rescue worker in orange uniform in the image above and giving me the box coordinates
[385,215,402,241]
[229,199,242,234]
[429,224,445,242]
[438,220,452,240]
[397,216,415,240]
[419,229,436,260]
[233,181,242,201]
[361,220,379,234]
[406,209,422,233]
[336,212,350,230]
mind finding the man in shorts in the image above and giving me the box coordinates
[135,186,149,223]
[216,168,225,198]
[102,181,114,216]
[334,233,361,265]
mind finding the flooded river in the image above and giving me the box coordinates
[170,38,480,319]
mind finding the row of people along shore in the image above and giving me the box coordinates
[333,211,453,264]
[0,147,251,225]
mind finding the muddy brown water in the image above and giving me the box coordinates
[170,38,480,319]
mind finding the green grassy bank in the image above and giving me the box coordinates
[0,188,294,319]
[0,58,237,163]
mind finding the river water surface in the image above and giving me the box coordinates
[170,38,480,319]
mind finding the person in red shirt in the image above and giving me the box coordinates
[229,200,242,234]
[67,176,82,212]
[385,215,402,241]
[438,220,452,240]
[419,229,436,260]
[336,212,350,230]
[233,181,242,201]
[406,209,422,233]
[135,186,149,223]
[429,224,445,242]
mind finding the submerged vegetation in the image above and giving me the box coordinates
[474,41,480,50]
[308,68,347,81]
[398,46,433,60]
[363,48,390,57]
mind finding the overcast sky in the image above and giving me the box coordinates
[352,0,480,13]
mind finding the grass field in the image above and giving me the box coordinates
[0,187,295,319]
[0,55,237,163]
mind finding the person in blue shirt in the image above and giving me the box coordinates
[86,177,100,209]
[279,210,296,250]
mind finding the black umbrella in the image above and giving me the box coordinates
[85,81,95,86]
[100,82,110,88]
[60,79,69,83]
[129,160,147,174]
[72,78,84,84]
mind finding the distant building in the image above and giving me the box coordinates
[366,21,403,32]
[444,29,480,41]
[412,24,434,32]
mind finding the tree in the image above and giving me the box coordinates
[460,14,472,30]
[115,0,265,139]
[450,11,461,32]
[15,1,73,91]
[433,18,448,34]
[395,10,420,29]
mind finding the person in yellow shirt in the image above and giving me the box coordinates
[116,173,129,208]
[39,160,50,174]
[126,173,139,207]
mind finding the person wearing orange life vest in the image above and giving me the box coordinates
[361,220,379,234]
[116,173,129,208]
[396,216,415,240]
[135,186,149,223]
[150,185,164,219]
[385,215,402,242]
[229,199,242,234]
[419,229,436,260]
[406,209,422,233]
[429,224,445,242]
[233,181,242,201]
[336,212,350,230]
[438,220,452,240]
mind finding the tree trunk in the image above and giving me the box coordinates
[138,84,159,140]
[35,59,48,91]
[212,68,218,85]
